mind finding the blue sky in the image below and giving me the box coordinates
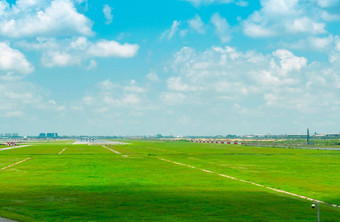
[0,0,339,136]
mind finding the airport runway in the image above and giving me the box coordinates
[0,217,16,222]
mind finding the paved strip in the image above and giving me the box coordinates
[156,157,340,208]
[102,146,121,154]
[58,147,67,155]
[0,217,16,222]
[0,145,31,152]
[0,157,31,171]
[102,146,129,157]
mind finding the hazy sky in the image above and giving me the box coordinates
[0,0,339,136]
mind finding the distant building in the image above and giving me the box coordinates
[47,133,58,138]
[5,133,11,137]
[12,133,19,137]
[39,133,46,138]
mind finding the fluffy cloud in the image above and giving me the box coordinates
[0,42,33,74]
[316,0,339,7]
[41,51,81,67]
[160,92,186,105]
[0,0,93,38]
[88,40,139,58]
[279,35,335,51]
[0,79,42,117]
[162,45,339,115]
[183,0,235,6]
[19,37,139,67]
[211,13,231,43]
[242,0,339,38]
[184,0,249,7]
[103,4,113,25]
[160,21,181,40]
[146,73,160,82]
[0,77,68,118]
[167,77,197,92]
[188,15,205,34]
[78,79,152,115]
[272,49,307,74]
[243,23,275,37]
[286,17,325,34]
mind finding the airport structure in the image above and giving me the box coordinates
[307,128,310,145]
[39,132,58,138]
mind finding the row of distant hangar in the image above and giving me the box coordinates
[191,140,244,145]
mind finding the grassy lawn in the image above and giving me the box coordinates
[0,141,339,221]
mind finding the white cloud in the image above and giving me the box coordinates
[146,73,160,82]
[124,80,146,93]
[0,79,43,117]
[308,36,333,49]
[316,0,339,7]
[183,0,233,7]
[103,4,113,25]
[0,0,93,38]
[98,79,118,90]
[161,45,339,115]
[160,20,181,40]
[42,51,81,67]
[78,79,152,115]
[243,0,330,38]
[160,92,186,105]
[70,36,89,50]
[44,100,65,112]
[179,29,188,38]
[236,0,248,7]
[272,49,307,74]
[19,37,140,67]
[0,42,33,74]
[167,77,197,92]
[279,35,334,51]
[320,11,340,21]
[287,17,326,34]
[335,37,340,51]
[88,40,139,58]
[211,13,231,43]
[261,0,299,15]
[243,22,275,37]
[188,15,205,34]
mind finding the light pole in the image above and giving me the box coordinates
[311,202,320,222]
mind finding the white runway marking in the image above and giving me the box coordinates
[102,145,121,154]
[0,157,31,171]
[0,145,31,152]
[102,146,129,158]
[58,147,67,155]
[156,157,340,208]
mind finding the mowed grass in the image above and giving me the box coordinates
[0,141,339,221]
[127,141,340,204]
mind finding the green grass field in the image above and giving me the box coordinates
[0,141,339,221]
